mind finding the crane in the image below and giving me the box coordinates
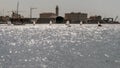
[114,16,118,21]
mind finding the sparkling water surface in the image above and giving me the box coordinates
[0,24,120,68]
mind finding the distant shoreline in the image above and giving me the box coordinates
[0,23,120,25]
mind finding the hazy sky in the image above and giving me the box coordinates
[0,0,120,20]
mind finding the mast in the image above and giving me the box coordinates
[17,1,19,16]
[2,9,4,16]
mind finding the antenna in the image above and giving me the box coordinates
[3,9,4,16]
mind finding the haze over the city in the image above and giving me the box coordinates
[0,0,120,21]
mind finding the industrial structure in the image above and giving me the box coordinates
[87,15,119,24]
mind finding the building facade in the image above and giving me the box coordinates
[65,12,88,23]
[40,13,56,18]
[38,5,60,23]
[87,15,102,23]
[40,5,59,18]
[89,16,102,21]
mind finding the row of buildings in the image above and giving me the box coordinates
[38,6,88,23]
[0,6,119,24]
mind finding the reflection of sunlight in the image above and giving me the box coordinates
[0,24,120,68]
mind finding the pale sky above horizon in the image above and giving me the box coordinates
[0,0,120,21]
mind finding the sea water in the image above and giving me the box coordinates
[0,24,120,68]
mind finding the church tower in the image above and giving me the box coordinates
[56,5,59,16]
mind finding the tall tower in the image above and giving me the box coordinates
[56,5,59,16]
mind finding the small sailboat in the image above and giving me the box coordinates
[98,21,102,27]
[33,20,36,26]
[80,21,83,25]
[7,21,11,25]
[49,20,52,25]
[66,20,71,27]
[66,20,69,25]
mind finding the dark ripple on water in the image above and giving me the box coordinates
[0,24,120,68]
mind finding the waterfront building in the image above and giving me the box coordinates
[40,5,59,18]
[40,13,56,18]
[65,12,88,23]
[87,15,102,23]
[37,18,55,24]
[38,13,56,23]
[38,5,60,23]
[89,16,102,21]
[0,16,10,24]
